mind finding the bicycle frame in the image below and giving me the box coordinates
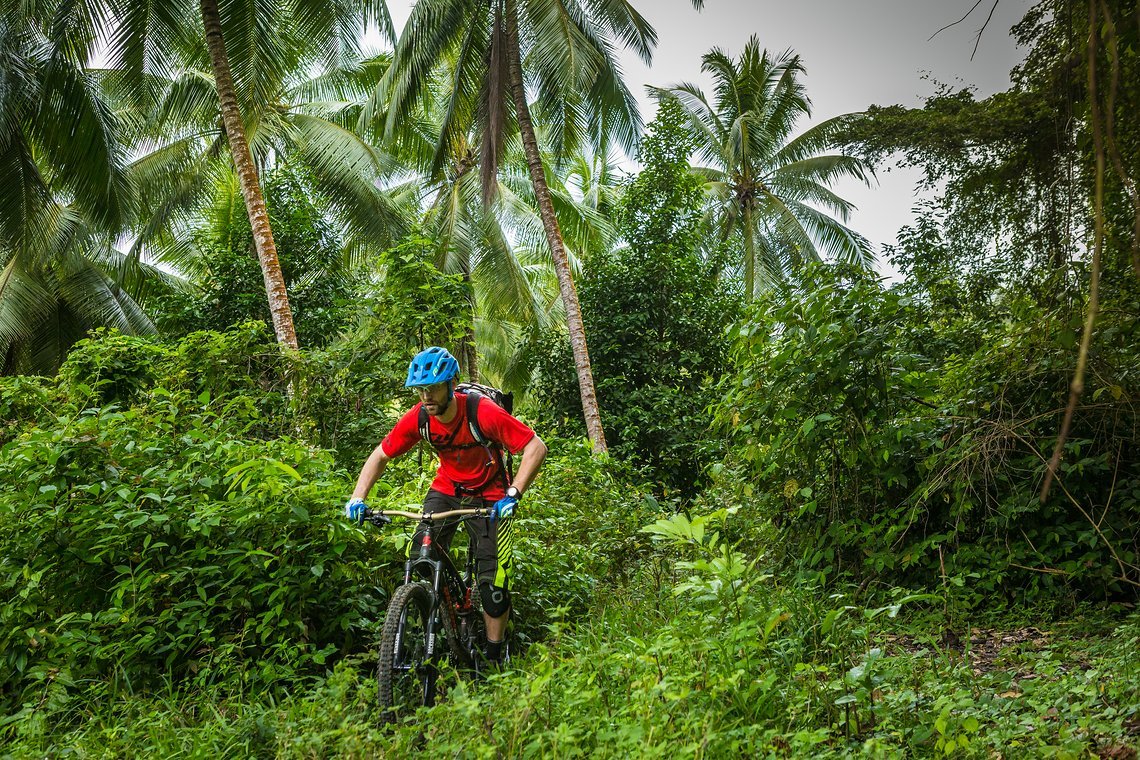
[371,508,489,671]
[405,524,471,666]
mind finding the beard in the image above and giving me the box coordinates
[423,397,450,415]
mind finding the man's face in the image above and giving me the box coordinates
[415,382,450,415]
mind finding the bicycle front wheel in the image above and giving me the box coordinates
[377,582,434,721]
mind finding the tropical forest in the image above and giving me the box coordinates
[1,0,1138,756]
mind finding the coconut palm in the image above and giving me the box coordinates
[0,4,159,374]
[378,0,704,452]
[379,60,621,386]
[95,0,395,349]
[653,38,873,299]
[418,130,620,382]
[108,41,410,327]
[386,118,535,381]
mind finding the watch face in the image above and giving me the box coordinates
[507,487,520,498]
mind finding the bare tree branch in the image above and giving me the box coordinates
[927,0,1002,62]
[971,1,1001,60]
[928,0,986,41]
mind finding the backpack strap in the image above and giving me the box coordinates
[418,402,474,450]
[464,392,512,490]
[418,404,430,444]
[464,391,488,445]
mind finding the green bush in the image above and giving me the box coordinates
[713,263,1139,602]
[0,391,389,714]
[512,441,660,640]
[0,375,54,446]
[153,167,358,349]
[0,326,407,715]
[0,325,660,724]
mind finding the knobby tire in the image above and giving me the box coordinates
[377,582,433,722]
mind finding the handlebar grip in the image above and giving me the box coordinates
[362,509,391,526]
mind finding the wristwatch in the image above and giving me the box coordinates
[506,486,521,499]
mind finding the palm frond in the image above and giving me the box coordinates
[580,0,656,65]
[104,0,191,87]
[773,196,874,269]
[32,50,131,227]
[217,0,295,111]
[289,113,408,250]
[0,252,54,345]
[651,84,724,169]
[376,0,468,138]
[0,133,48,244]
[154,68,221,133]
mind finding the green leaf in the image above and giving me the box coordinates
[821,606,849,635]
[266,459,303,481]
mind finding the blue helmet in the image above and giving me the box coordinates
[405,346,460,387]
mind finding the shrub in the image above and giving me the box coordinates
[712,263,1139,603]
[0,391,391,715]
[0,325,661,719]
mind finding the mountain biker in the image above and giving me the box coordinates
[345,346,547,665]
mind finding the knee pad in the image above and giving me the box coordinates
[479,582,511,618]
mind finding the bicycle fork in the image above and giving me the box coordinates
[403,539,463,703]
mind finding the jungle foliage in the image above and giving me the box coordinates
[0,326,649,723]
[712,249,1138,603]
[2,0,1140,756]
[153,169,358,349]
[788,0,1140,602]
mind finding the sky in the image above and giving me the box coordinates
[380,0,1037,273]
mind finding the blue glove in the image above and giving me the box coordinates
[345,497,367,524]
[492,494,518,521]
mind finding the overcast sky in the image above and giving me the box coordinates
[380,0,1037,273]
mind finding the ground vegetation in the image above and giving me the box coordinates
[1,1,1138,756]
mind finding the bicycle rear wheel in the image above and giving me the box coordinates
[377,582,434,721]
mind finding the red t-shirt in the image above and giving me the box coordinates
[380,392,535,499]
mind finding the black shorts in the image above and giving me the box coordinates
[409,490,515,588]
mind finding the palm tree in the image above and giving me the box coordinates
[381,112,540,382]
[401,119,616,385]
[653,38,873,299]
[105,39,408,328]
[98,0,395,349]
[379,0,703,453]
[0,4,159,374]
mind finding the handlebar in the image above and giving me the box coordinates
[362,507,491,526]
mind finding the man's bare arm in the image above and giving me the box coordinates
[510,435,547,495]
[351,444,392,502]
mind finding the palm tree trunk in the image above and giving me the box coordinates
[463,327,478,381]
[461,267,479,381]
[743,205,756,301]
[200,0,298,350]
[504,0,606,453]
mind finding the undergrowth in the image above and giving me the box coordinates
[3,329,1137,758]
[4,508,1137,758]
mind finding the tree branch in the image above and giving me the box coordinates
[928,0,986,41]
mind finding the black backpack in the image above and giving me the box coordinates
[417,382,516,487]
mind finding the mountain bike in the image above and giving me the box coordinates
[363,506,494,721]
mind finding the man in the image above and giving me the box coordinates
[345,346,547,664]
